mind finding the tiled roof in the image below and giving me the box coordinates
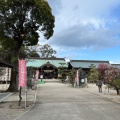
[70,60,110,68]
[26,58,110,69]
[26,58,67,68]
[0,61,14,67]
[111,64,120,69]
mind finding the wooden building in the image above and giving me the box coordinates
[27,58,110,79]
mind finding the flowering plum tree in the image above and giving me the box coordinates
[98,63,110,81]
[104,66,120,95]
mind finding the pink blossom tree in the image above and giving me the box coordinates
[104,66,120,95]
[98,63,110,82]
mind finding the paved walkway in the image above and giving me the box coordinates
[0,85,37,120]
[0,82,120,120]
[16,83,120,120]
[0,92,13,102]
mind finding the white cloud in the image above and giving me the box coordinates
[39,0,120,61]
[47,22,120,50]
[53,0,120,31]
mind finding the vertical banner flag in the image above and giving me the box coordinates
[75,70,79,86]
[75,70,79,82]
[35,70,39,80]
[19,60,27,87]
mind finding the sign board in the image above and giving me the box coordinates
[81,79,84,83]
[19,60,26,87]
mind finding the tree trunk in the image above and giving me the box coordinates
[6,68,18,92]
[115,86,119,95]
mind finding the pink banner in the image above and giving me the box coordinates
[19,60,27,87]
[35,70,39,80]
[75,70,79,82]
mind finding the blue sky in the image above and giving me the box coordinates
[39,0,120,63]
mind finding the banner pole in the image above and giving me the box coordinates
[25,86,27,109]
[18,86,22,106]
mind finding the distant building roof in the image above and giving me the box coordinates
[26,58,68,68]
[111,64,120,69]
[27,58,110,69]
[0,61,13,68]
[70,60,110,68]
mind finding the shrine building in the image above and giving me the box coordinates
[26,57,110,79]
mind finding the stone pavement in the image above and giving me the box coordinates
[16,82,120,120]
[0,92,13,102]
[0,83,120,120]
[83,83,120,104]
[0,85,37,120]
